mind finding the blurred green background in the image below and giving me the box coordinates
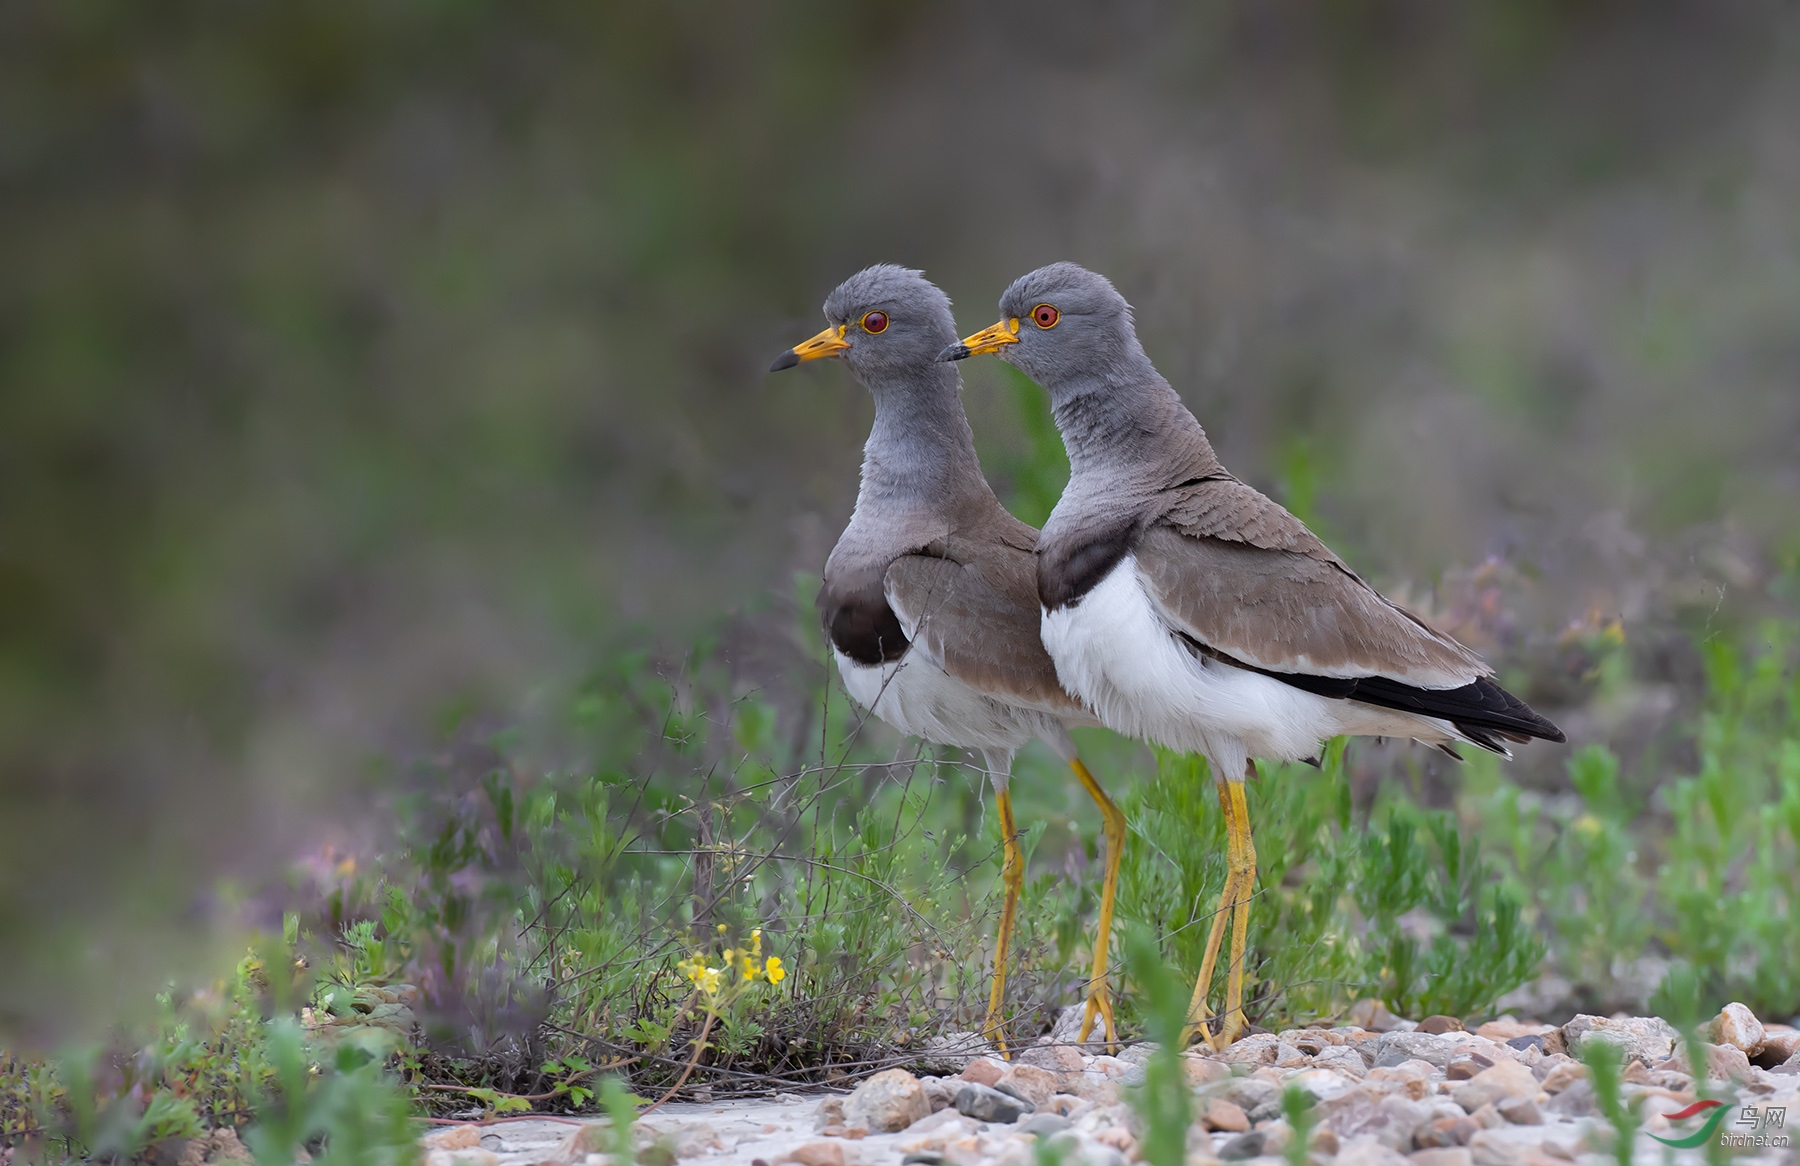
[3,1,1798,1027]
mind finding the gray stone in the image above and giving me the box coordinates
[1371,1032,1461,1070]
[1017,1113,1071,1137]
[1561,1015,1679,1065]
[952,1081,1033,1123]
[1317,1044,1371,1079]
[1218,1130,1266,1160]
[1494,1097,1542,1125]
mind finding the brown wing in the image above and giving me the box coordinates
[884,546,1089,720]
[1162,473,1340,559]
[1142,480,1564,747]
[1142,475,1490,688]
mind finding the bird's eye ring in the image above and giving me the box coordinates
[861,311,889,334]
[1031,303,1059,329]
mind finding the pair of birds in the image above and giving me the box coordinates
[769,264,1563,1054]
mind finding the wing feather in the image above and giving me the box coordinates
[884,546,1088,720]
[1140,477,1490,688]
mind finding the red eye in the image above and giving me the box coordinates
[861,311,889,334]
[1032,303,1059,328]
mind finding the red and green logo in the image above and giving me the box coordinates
[1649,1100,1728,1148]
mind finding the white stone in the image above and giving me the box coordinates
[1560,1015,1679,1064]
[1710,1002,1766,1055]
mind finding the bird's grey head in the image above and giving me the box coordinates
[938,262,1141,389]
[769,265,958,379]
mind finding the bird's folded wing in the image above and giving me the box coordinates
[884,551,1090,720]
[1139,486,1490,689]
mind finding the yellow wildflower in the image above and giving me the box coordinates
[751,928,763,955]
[764,956,786,984]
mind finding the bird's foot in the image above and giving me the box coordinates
[1077,985,1119,1053]
[1205,1009,1247,1052]
[1179,1007,1214,1051]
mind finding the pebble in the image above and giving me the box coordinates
[1016,1041,1086,1077]
[405,1013,1800,1166]
[1203,1098,1250,1132]
[1016,1112,1071,1137]
[1410,1150,1474,1166]
[779,1142,844,1166]
[843,1069,930,1133]
[994,1063,1059,1107]
[1451,1060,1538,1112]
[953,1081,1033,1123]
[1710,1002,1766,1055]
[1218,1129,1267,1160]
[1561,1014,1679,1064]
[958,1058,1005,1088]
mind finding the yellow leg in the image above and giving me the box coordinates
[1183,774,1239,1046]
[1212,776,1257,1050]
[1070,757,1124,1051]
[982,788,1024,1058]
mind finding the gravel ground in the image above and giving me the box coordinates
[417,1006,1800,1166]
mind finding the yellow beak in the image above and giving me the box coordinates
[770,324,851,371]
[938,318,1020,362]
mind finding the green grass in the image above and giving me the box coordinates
[4,602,1797,1159]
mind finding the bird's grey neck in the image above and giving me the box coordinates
[1048,364,1220,487]
[854,364,993,516]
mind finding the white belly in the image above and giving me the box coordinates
[834,649,1043,755]
[1039,555,1458,764]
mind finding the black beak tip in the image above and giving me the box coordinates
[769,350,800,372]
[937,343,970,363]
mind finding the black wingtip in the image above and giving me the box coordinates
[769,350,799,372]
[937,343,970,362]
